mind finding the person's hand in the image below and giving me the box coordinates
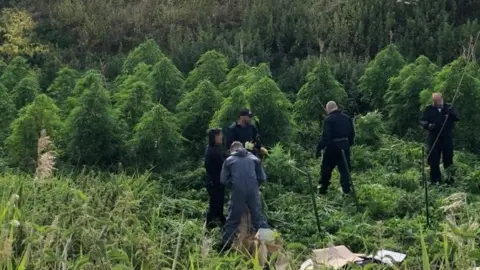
[245,141,254,150]
[428,123,435,130]
[260,147,269,156]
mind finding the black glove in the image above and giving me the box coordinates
[428,123,435,130]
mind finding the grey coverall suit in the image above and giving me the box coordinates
[220,148,269,247]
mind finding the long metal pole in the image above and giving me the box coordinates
[422,146,431,227]
[340,150,360,211]
[288,164,322,235]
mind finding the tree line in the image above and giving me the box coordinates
[0,35,479,174]
[0,1,479,94]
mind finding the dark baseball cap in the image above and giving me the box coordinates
[239,108,252,117]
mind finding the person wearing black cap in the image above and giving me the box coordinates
[226,109,268,156]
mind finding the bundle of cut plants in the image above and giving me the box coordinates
[232,207,289,268]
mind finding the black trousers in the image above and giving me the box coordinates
[319,142,351,193]
[427,136,454,183]
[206,183,226,229]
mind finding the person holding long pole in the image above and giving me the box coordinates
[420,93,460,185]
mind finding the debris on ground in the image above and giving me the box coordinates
[233,207,290,269]
[299,245,406,269]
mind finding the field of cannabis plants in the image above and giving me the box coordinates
[1,133,480,269]
[0,6,480,269]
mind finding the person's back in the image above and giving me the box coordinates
[222,148,265,193]
[316,101,355,195]
[323,110,355,146]
[219,141,268,252]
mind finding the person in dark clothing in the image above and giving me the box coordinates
[204,128,227,230]
[219,141,269,252]
[420,93,459,184]
[316,101,355,195]
[226,109,269,157]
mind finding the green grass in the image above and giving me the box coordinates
[0,136,479,269]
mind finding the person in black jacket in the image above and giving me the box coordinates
[226,109,268,157]
[420,93,459,184]
[316,101,355,195]
[204,128,227,230]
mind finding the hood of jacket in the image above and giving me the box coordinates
[231,147,249,157]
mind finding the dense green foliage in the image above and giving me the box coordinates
[177,80,222,154]
[1,2,480,269]
[131,104,184,171]
[385,56,439,138]
[148,57,185,111]
[6,94,61,170]
[64,71,121,167]
[359,44,406,111]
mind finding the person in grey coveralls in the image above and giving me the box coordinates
[219,141,269,251]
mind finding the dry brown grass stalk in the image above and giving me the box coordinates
[35,129,56,182]
[0,238,13,261]
[233,208,286,268]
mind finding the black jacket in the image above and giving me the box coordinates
[420,103,459,139]
[226,122,261,150]
[204,145,226,185]
[204,132,227,186]
[316,110,355,153]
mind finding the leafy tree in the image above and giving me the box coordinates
[294,57,347,124]
[0,83,15,143]
[222,63,272,98]
[219,63,252,95]
[6,94,62,170]
[0,9,48,59]
[210,86,249,129]
[0,60,6,75]
[114,62,152,94]
[46,67,80,108]
[420,57,480,151]
[328,53,369,114]
[131,104,184,171]
[64,70,105,115]
[13,73,39,110]
[148,57,185,111]
[0,56,30,90]
[278,56,319,99]
[239,63,272,87]
[246,77,293,146]
[184,50,228,91]
[122,39,164,75]
[358,44,405,110]
[176,80,222,150]
[114,81,153,131]
[65,71,121,166]
[354,111,384,148]
[385,56,438,137]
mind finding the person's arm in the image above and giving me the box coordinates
[254,158,267,185]
[226,127,235,150]
[204,148,214,175]
[420,107,433,130]
[316,118,332,156]
[252,125,262,150]
[220,160,232,186]
[448,105,460,122]
[348,116,355,146]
